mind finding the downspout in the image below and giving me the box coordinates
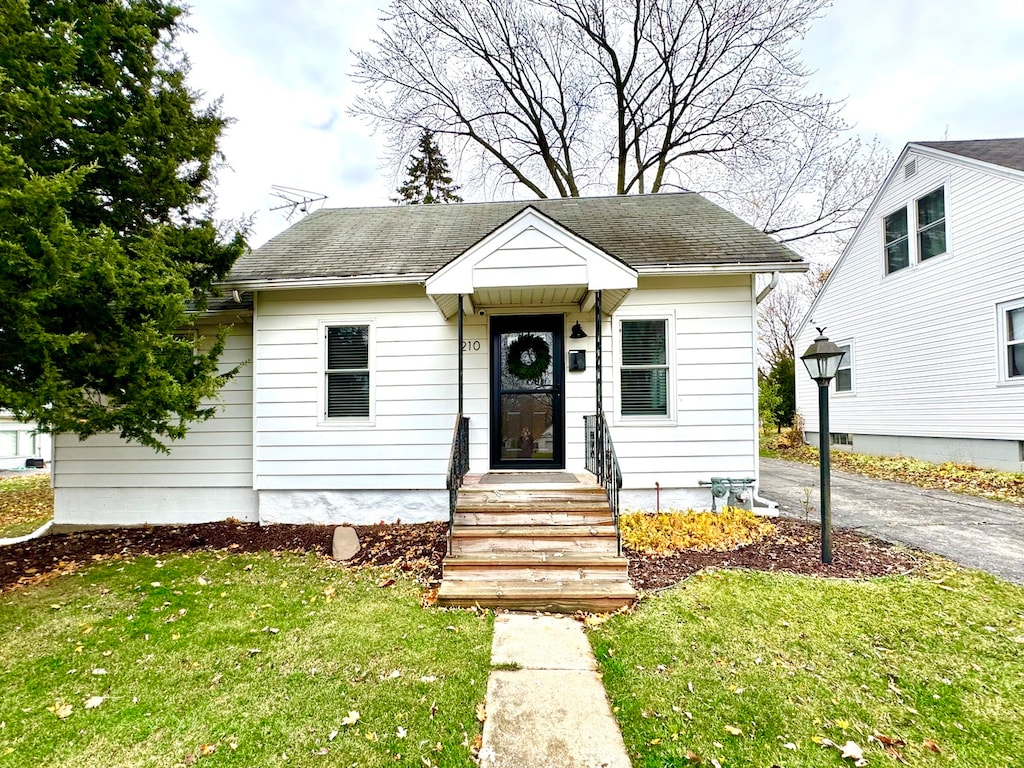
[753,273,781,513]
[595,290,603,479]
[755,271,780,304]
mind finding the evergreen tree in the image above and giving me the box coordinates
[393,130,463,204]
[0,0,245,451]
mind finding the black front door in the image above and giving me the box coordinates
[490,315,565,469]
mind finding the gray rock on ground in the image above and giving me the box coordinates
[332,526,360,560]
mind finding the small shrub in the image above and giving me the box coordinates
[620,508,776,555]
[780,413,806,450]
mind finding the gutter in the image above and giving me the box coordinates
[755,271,781,304]
[221,274,431,291]
[638,261,807,276]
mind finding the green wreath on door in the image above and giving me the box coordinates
[507,333,551,382]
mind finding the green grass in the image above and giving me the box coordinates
[0,551,492,767]
[591,566,1024,768]
[0,473,52,538]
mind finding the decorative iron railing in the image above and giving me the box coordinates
[446,414,470,554]
[584,411,623,556]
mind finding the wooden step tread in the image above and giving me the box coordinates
[451,524,616,538]
[444,552,627,566]
[456,500,611,511]
[436,579,636,613]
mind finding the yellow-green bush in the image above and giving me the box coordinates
[620,507,776,555]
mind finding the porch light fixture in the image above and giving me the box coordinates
[799,327,846,564]
[570,321,588,339]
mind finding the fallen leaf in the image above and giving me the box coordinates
[91,668,107,676]
[341,710,360,726]
[685,750,702,763]
[724,725,742,736]
[199,743,216,757]
[476,701,487,722]
[922,738,941,754]
[377,577,395,588]
[420,675,437,683]
[328,730,338,741]
[397,726,407,738]
[840,741,863,760]
[84,696,104,710]
[48,701,72,719]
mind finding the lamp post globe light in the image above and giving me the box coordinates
[800,327,846,564]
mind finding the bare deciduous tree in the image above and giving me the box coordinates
[354,0,889,251]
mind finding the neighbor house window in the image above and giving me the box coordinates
[620,319,669,416]
[884,186,948,273]
[325,325,370,418]
[1002,301,1024,381]
[834,343,853,393]
[884,208,909,273]
[917,188,946,260]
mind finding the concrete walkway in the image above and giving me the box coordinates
[480,613,631,768]
[760,457,1024,585]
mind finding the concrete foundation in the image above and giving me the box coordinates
[805,432,1024,473]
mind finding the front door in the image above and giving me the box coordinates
[490,315,565,469]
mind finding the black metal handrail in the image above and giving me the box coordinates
[584,411,623,555]
[446,414,470,554]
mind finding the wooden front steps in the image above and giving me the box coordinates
[437,478,636,613]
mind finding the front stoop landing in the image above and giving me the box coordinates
[437,476,636,613]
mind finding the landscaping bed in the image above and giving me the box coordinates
[2,517,917,595]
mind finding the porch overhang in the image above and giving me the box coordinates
[426,207,638,319]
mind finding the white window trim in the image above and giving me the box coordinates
[832,340,855,395]
[613,310,676,426]
[996,298,1024,385]
[317,318,376,427]
[881,180,952,277]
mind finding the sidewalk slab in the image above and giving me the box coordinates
[481,613,631,768]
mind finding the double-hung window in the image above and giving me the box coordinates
[884,208,910,273]
[884,186,947,274]
[325,324,370,419]
[620,319,669,417]
[834,343,853,393]
[1000,300,1024,382]
[917,188,946,260]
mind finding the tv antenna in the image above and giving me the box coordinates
[269,185,327,221]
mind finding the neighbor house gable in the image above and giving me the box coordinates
[799,139,1024,336]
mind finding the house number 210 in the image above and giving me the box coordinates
[462,340,481,351]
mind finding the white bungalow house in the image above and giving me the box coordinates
[796,138,1024,472]
[53,193,805,530]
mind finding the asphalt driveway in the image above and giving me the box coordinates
[759,457,1024,585]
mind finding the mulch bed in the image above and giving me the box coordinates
[0,518,919,596]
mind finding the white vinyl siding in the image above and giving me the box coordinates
[610,275,757,489]
[796,149,1024,442]
[52,322,256,523]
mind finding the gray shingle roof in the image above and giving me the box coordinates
[227,193,801,285]
[916,138,1024,173]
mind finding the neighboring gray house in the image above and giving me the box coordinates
[53,193,805,527]
[796,138,1024,472]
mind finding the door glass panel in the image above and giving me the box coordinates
[499,393,554,460]
[497,329,556,462]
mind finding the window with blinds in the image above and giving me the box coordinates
[325,325,370,418]
[620,319,669,416]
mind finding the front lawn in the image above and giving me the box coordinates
[0,551,492,767]
[591,565,1024,768]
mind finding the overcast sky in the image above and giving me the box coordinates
[182,0,1024,247]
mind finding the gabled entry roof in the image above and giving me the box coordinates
[226,192,803,289]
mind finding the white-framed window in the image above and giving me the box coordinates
[997,298,1024,383]
[884,185,948,274]
[321,321,373,421]
[834,342,853,393]
[618,316,672,418]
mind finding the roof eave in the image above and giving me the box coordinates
[221,273,431,291]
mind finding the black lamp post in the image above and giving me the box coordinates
[799,327,846,564]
